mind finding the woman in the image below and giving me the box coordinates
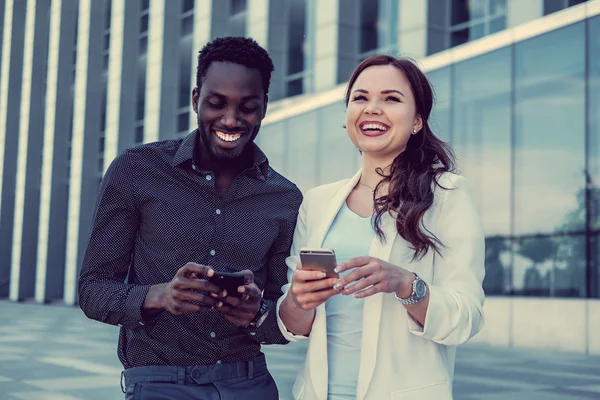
[277,55,485,400]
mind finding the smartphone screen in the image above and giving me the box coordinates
[299,248,338,279]
[207,272,246,297]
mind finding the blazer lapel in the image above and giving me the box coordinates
[306,170,362,400]
[356,213,398,400]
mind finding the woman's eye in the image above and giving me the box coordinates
[385,96,401,102]
[352,95,367,101]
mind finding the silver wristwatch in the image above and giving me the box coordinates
[394,273,428,305]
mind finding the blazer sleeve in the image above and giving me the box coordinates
[407,175,486,345]
[276,194,311,342]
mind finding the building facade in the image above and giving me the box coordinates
[0,0,599,354]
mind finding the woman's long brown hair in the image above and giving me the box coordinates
[345,55,456,260]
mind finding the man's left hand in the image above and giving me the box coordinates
[214,270,262,327]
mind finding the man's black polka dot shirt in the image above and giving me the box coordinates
[78,130,302,368]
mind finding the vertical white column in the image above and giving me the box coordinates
[104,0,125,169]
[36,0,76,303]
[507,0,543,28]
[247,0,269,47]
[144,0,165,143]
[398,0,428,60]
[189,0,213,129]
[9,0,37,301]
[65,0,92,305]
[0,0,14,226]
[313,0,340,91]
[64,0,104,305]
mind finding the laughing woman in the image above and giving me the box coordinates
[277,55,485,400]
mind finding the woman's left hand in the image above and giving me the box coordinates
[333,256,414,299]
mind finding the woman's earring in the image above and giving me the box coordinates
[413,128,417,134]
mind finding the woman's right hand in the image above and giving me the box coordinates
[289,262,339,311]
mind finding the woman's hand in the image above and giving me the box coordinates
[333,256,414,299]
[289,262,339,310]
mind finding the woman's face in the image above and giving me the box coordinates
[345,65,422,159]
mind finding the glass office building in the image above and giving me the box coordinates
[0,0,599,354]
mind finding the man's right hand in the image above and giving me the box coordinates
[142,263,226,319]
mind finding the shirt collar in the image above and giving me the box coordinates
[171,129,270,180]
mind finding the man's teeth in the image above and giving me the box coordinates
[215,130,242,142]
[362,124,386,131]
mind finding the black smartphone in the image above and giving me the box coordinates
[299,248,338,279]
[207,271,246,297]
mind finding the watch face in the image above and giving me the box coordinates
[414,280,427,298]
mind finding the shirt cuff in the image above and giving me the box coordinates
[124,284,153,328]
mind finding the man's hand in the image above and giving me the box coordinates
[142,263,226,319]
[214,270,262,327]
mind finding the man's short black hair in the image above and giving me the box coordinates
[196,36,275,96]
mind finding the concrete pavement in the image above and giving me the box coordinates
[0,301,599,399]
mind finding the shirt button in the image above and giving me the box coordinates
[210,250,216,256]
[206,175,212,181]
[192,164,197,171]
[210,332,216,338]
[250,332,256,336]
[216,360,222,364]
[215,209,221,215]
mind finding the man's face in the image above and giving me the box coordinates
[192,61,267,161]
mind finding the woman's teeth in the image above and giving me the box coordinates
[215,130,242,142]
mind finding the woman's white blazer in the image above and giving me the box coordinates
[276,170,486,400]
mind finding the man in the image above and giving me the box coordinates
[78,37,302,399]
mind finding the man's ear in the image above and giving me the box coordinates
[192,87,199,114]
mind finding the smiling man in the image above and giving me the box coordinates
[78,37,302,399]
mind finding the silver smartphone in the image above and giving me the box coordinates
[299,247,338,279]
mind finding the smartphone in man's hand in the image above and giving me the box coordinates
[207,271,246,297]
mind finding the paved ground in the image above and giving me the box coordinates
[0,301,599,400]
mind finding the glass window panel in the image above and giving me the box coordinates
[140,14,149,34]
[318,101,358,184]
[544,0,564,15]
[489,0,507,15]
[451,28,469,47]
[287,111,319,193]
[360,0,379,53]
[256,121,286,175]
[231,0,246,15]
[182,0,194,13]
[181,15,194,36]
[514,23,585,235]
[140,0,149,11]
[514,235,585,297]
[451,0,471,25]
[287,0,306,75]
[286,79,303,97]
[489,17,506,34]
[179,36,192,108]
[483,237,512,295]
[104,0,112,29]
[136,58,146,120]
[589,16,600,230]
[453,48,511,236]
[426,67,452,142]
[139,36,147,55]
[135,125,144,143]
[178,112,189,133]
[228,13,246,37]
[591,234,600,298]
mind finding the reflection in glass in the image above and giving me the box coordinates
[287,112,319,193]
[515,235,585,297]
[589,16,600,230]
[426,67,452,142]
[452,48,511,236]
[360,0,379,53]
[256,121,287,175]
[514,23,585,235]
[318,101,358,184]
[483,237,511,295]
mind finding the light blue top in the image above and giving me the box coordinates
[322,202,375,400]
